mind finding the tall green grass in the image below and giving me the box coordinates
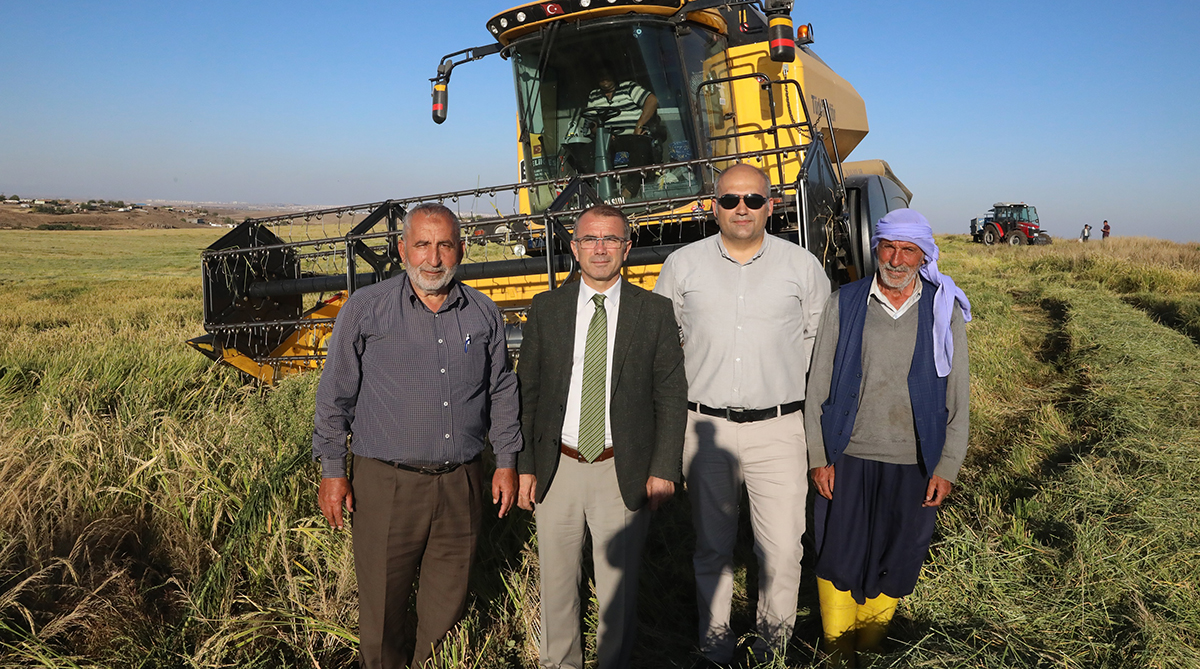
[1,231,1199,667]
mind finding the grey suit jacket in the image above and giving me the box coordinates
[517,279,688,511]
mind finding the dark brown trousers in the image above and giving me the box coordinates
[351,455,483,669]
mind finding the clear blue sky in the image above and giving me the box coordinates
[2,1,1197,241]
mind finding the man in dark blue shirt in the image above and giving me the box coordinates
[313,202,522,669]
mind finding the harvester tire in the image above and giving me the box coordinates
[1005,230,1024,246]
[982,224,1001,245]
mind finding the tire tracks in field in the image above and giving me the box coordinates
[988,292,1106,555]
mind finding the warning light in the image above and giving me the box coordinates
[796,23,814,45]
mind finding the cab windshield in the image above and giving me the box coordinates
[511,21,707,212]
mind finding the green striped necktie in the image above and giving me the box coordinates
[577,293,607,462]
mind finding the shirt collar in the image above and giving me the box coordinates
[869,274,922,318]
[714,233,769,265]
[403,275,465,313]
[578,278,622,313]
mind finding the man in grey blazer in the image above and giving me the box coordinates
[517,204,688,669]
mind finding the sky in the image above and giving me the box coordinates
[1,1,1197,241]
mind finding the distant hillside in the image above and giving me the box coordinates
[0,201,299,230]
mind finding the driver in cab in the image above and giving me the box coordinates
[565,67,658,142]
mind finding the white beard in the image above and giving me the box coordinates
[878,262,918,290]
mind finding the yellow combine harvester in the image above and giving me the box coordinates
[188,0,911,383]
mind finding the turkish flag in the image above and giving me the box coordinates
[543,3,564,16]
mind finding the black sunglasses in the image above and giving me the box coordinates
[716,193,768,210]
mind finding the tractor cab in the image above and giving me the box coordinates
[993,202,1040,229]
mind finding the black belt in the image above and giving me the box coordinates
[687,400,804,424]
[383,454,479,475]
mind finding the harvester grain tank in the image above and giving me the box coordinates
[188,0,912,383]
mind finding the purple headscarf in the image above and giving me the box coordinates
[870,208,971,377]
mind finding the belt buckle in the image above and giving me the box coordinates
[725,406,746,423]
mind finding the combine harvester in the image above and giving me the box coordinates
[188,0,912,383]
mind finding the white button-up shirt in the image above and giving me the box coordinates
[560,280,621,449]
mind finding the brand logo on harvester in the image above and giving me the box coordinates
[542,3,564,15]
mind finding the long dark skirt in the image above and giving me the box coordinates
[813,455,938,604]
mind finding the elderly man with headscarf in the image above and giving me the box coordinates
[804,209,971,667]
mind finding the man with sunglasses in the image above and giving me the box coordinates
[517,204,687,669]
[654,163,831,667]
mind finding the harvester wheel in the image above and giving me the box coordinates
[982,224,1001,245]
[1005,230,1024,246]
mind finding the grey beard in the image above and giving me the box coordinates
[406,263,458,293]
[879,263,918,290]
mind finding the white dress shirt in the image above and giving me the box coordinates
[560,280,621,449]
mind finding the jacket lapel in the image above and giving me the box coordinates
[551,282,580,399]
[610,280,642,396]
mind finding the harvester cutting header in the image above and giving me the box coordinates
[189,0,913,383]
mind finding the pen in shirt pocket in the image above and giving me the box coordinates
[464,334,471,353]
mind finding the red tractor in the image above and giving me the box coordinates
[970,202,1052,245]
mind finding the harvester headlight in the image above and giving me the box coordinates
[517,11,526,21]
[581,0,591,6]
[500,17,508,27]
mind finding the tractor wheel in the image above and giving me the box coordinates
[982,224,1001,245]
[1004,230,1024,246]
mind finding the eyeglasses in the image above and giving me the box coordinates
[574,235,630,249]
[716,193,768,210]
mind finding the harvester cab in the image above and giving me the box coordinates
[189,0,908,384]
[971,202,1052,246]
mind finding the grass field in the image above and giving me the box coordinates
[1,230,1199,667]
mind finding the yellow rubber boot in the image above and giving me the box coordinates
[817,578,858,668]
[855,592,899,652]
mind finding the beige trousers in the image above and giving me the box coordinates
[683,410,808,663]
[535,453,650,669]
